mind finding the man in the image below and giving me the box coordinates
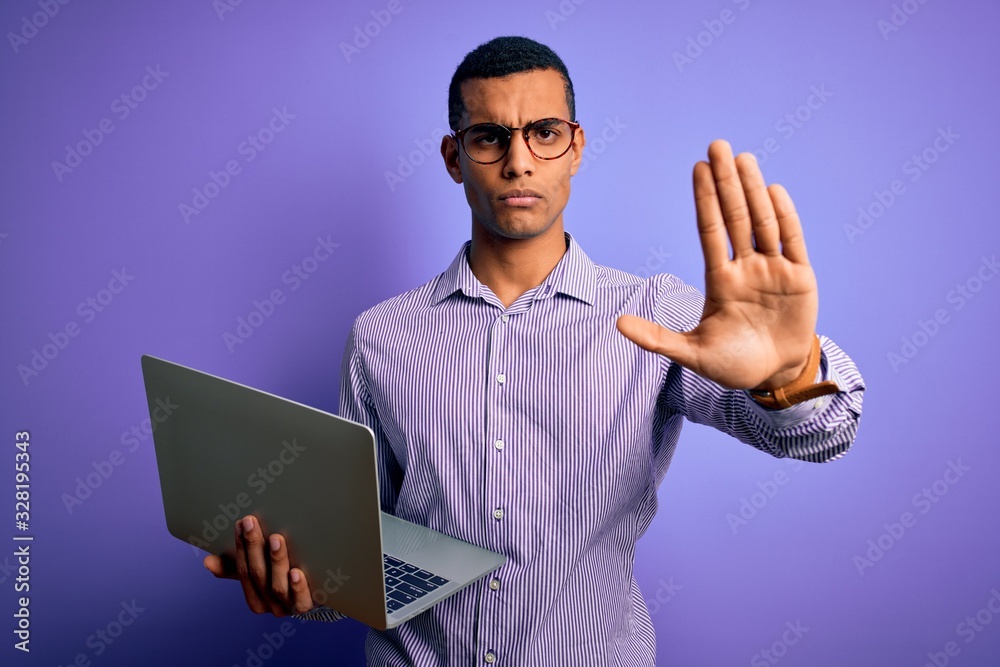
[205,36,864,665]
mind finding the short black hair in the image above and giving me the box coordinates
[448,36,576,132]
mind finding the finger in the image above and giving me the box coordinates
[735,152,781,256]
[616,315,700,371]
[693,161,729,271]
[203,553,238,579]
[235,516,269,614]
[289,568,316,615]
[268,534,292,615]
[240,516,285,616]
[707,139,754,258]
[769,183,810,264]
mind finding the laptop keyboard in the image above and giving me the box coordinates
[383,554,451,614]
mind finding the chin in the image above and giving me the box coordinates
[491,211,554,238]
[493,221,550,240]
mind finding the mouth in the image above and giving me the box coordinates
[499,189,542,207]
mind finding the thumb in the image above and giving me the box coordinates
[203,553,236,579]
[615,315,697,367]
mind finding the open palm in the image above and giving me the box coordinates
[617,140,817,391]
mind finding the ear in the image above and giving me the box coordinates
[568,124,586,177]
[441,134,463,184]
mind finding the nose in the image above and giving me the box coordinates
[502,130,534,178]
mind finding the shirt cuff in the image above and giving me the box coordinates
[742,343,843,431]
[292,605,346,623]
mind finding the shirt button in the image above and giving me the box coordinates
[496,373,505,384]
[489,578,501,591]
[485,651,496,663]
[494,439,504,451]
[501,314,509,322]
[493,508,504,520]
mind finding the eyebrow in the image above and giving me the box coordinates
[468,117,561,128]
[531,118,560,128]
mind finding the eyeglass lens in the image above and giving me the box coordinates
[462,119,573,163]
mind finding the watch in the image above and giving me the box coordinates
[747,334,840,409]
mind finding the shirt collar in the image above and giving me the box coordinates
[429,230,597,307]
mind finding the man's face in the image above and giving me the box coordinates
[442,68,585,241]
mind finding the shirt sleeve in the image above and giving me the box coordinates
[339,314,403,514]
[653,273,866,463]
[293,316,402,623]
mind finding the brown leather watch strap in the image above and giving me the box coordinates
[747,334,840,410]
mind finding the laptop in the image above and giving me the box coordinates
[140,354,506,630]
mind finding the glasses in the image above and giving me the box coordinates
[453,118,581,164]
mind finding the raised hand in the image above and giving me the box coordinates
[616,139,817,391]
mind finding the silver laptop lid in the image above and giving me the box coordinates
[140,354,388,627]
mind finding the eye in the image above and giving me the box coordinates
[466,124,509,148]
[530,126,563,144]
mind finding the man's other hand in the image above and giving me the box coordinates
[203,514,316,617]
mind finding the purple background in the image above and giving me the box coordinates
[2,0,998,665]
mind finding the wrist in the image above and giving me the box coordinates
[747,334,839,409]
[751,354,811,392]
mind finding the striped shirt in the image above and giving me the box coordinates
[296,231,865,666]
